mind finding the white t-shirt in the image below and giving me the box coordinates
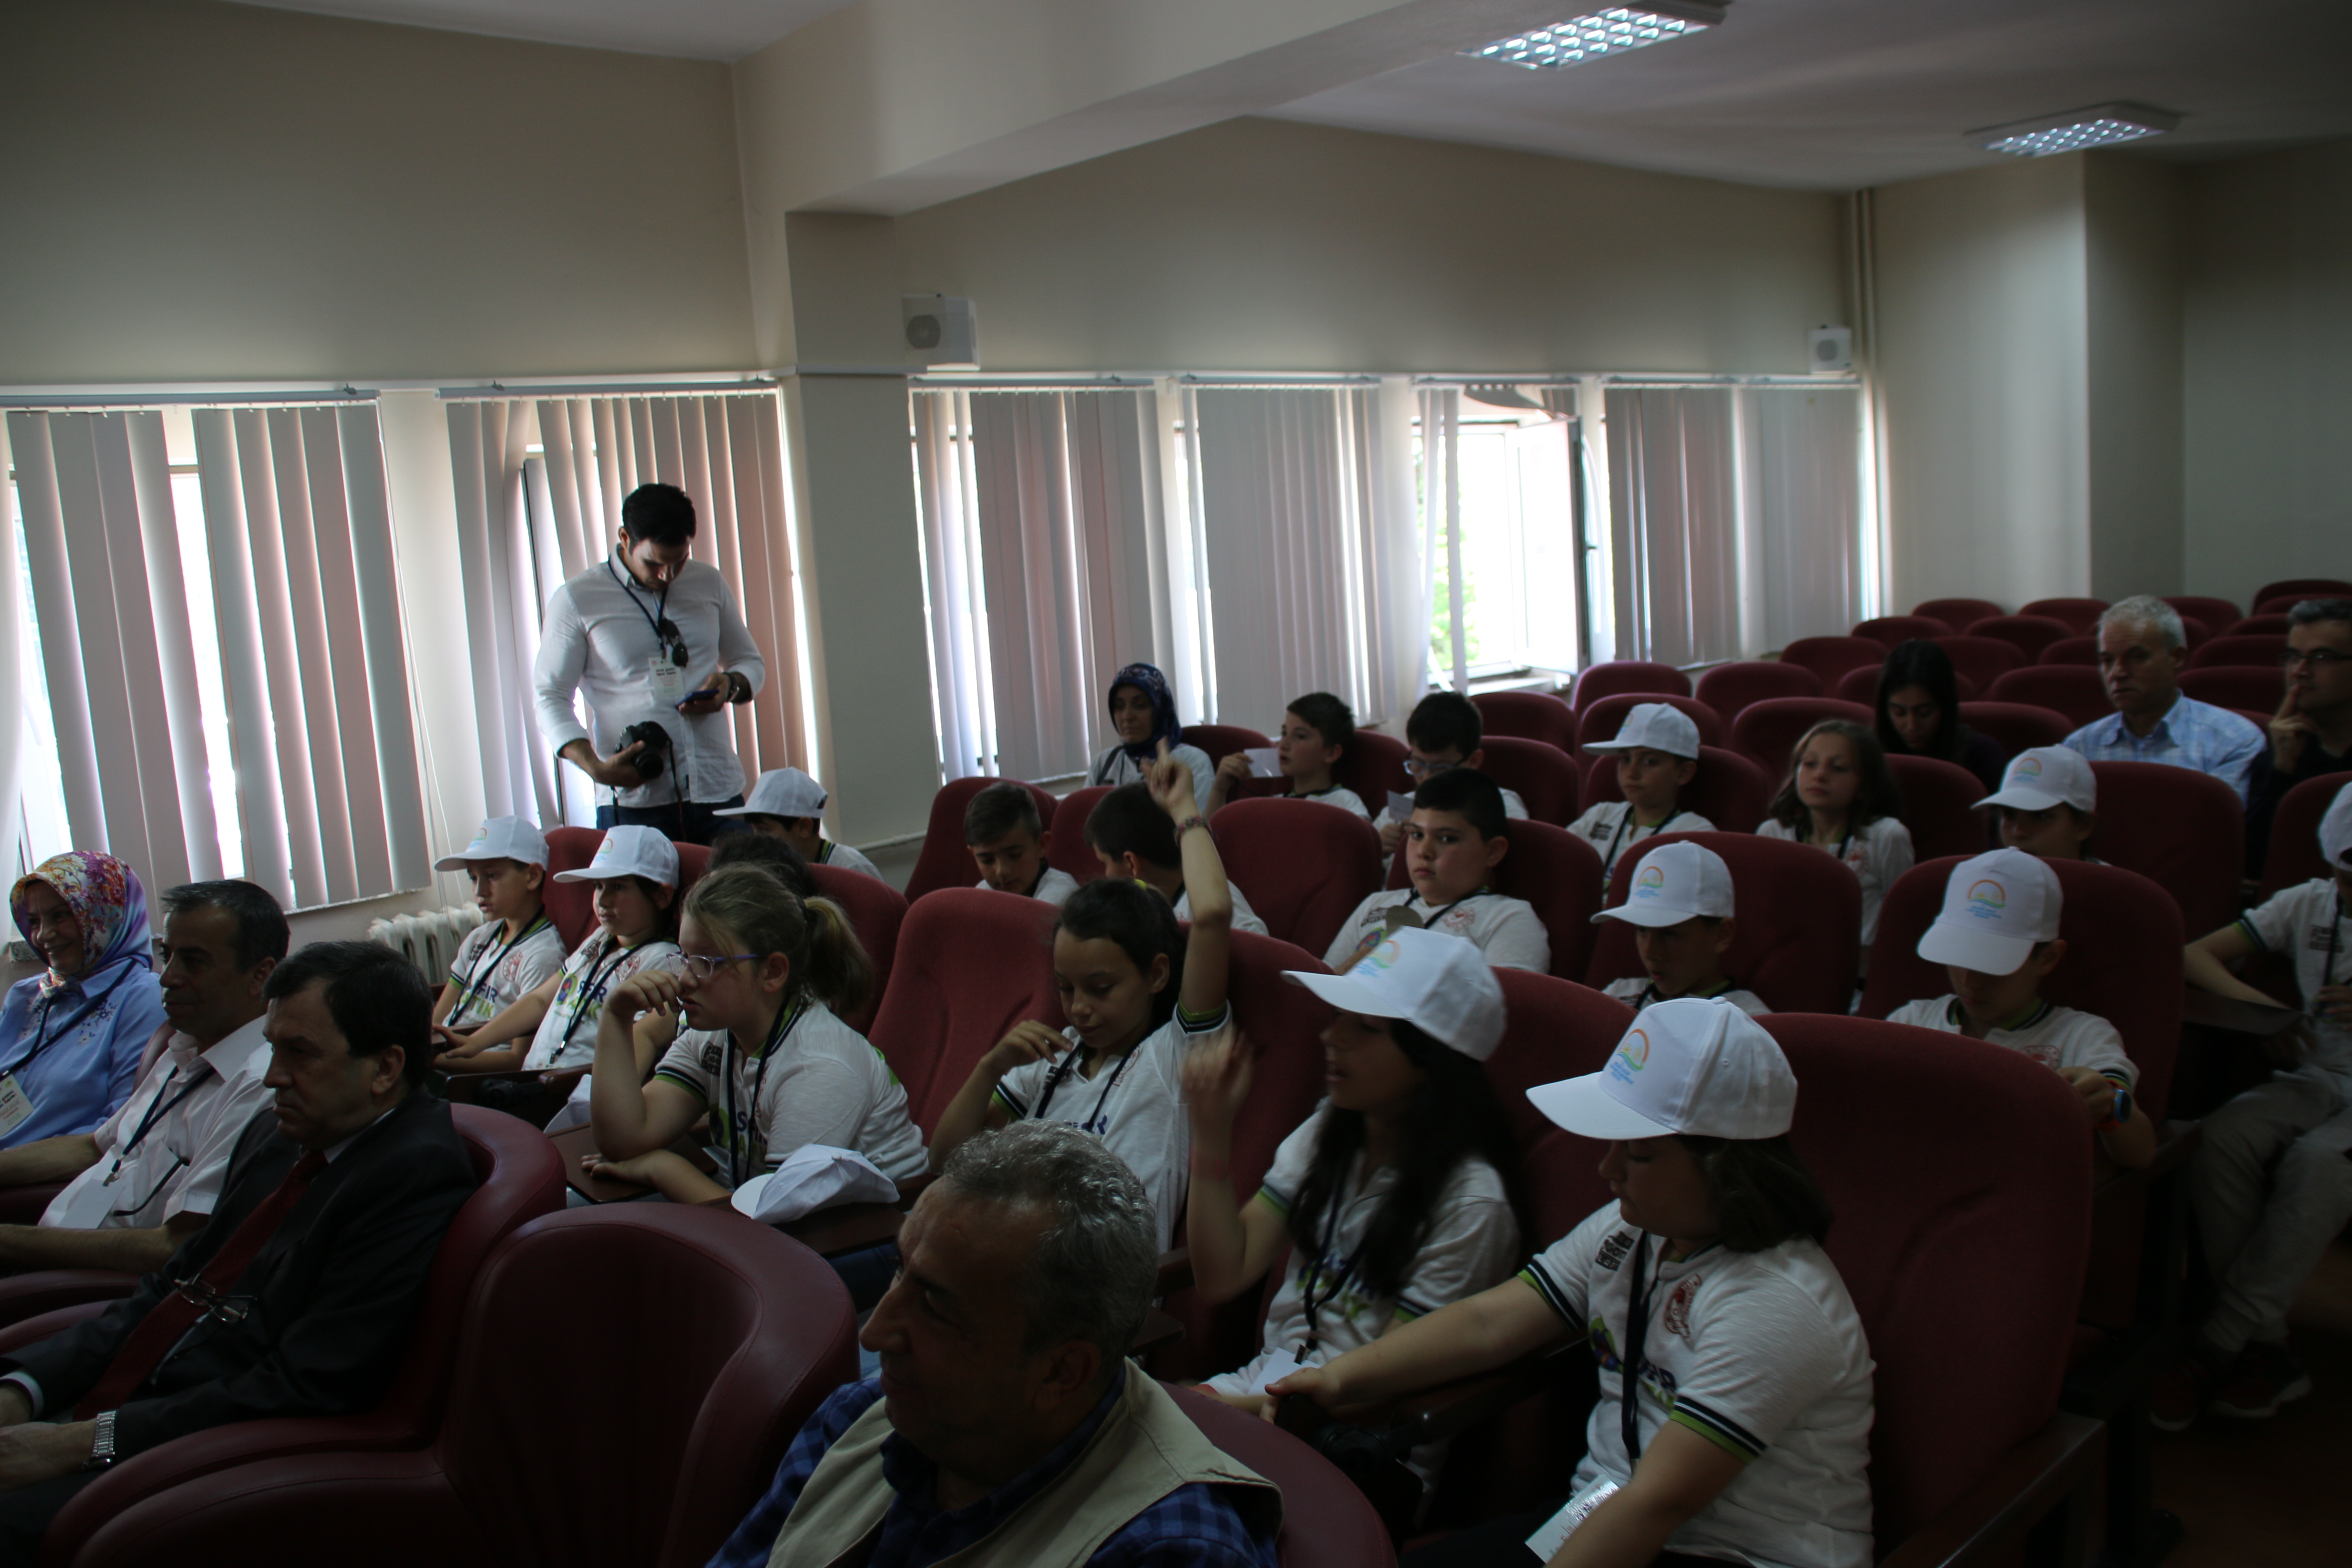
[1523,1204,1876,1568]
[1887,997,2137,1087]
[1569,803,1718,888]
[974,867,1081,906]
[39,1017,275,1232]
[1291,785,1371,821]
[1324,889,1550,974]
[817,840,882,881]
[994,1006,1228,1249]
[1090,743,1218,809]
[1207,1103,1519,1397]
[2235,879,2352,1080]
[443,915,567,1030]
[1602,978,1770,1018]
[1500,787,1529,821]
[654,997,928,1189]
[522,932,684,1072]
[1175,882,1270,938]
[1755,817,1915,952]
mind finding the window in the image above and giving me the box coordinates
[1426,404,1586,683]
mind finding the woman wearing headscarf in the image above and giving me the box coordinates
[0,852,167,1149]
[1085,663,1217,808]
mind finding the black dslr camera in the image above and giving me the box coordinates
[619,721,673,779]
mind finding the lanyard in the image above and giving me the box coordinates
[6,956,135,1082]
[2325,896,2345,992]
[1034,1032,1140,1130]
[1296,1167,1374,1358]
[607,552,681,665]
[452,916,551,1022]
[1620,1234,1667,1464]
[1602,807,1684,878]
[558,938,643,1051]
[723,998,806,1188]
[103,1063,214,1184]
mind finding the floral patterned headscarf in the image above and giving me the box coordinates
[10,851,153,991]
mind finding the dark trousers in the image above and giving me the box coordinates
[595,795,744,847]
[1401,1503,1727,1568]
[0,1470,99,1567]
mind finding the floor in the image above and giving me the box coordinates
[2153,1239,2352,1567]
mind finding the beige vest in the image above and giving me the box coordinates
[766,1366,1281,1568]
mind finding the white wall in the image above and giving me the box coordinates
[2085,156,2185,604]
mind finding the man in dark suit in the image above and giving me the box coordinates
[0,941,479,1559]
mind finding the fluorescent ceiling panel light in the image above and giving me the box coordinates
[1966,103,2181,157]
[1464,4,1725,71]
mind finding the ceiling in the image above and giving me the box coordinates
[227,0,2352,192]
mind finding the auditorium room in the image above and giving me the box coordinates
[0,0,2347,1563]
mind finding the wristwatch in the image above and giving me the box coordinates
[86,1409,117,1470]
[725,670,753,705]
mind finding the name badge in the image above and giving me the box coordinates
[647,656,686,709]
[0,1075,35,1139]
[1525,1476,1622,1559]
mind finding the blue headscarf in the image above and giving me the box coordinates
[1107,663,1183,763]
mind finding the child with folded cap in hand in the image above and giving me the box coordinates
[1976,747,2103,864]
[1594,841,1768,1017]
[1571,704,1717,892]
[1271,1000,1875,1568]
[1887,848,2153,1168]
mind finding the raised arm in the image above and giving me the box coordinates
[1152,745,1231,1022]
[1182,1032,1288,1305]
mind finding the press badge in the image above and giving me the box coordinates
[1525,1476,1622,1560]
[0,1075,35,1139]
[646,655,687,708]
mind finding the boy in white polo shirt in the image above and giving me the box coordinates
[1571,704,1718,891]
[1887,850,2154,1168]
[715,768,881,880]
[1977,747,2102,864]
[962,782,1080,906]
[1593,842,1768,1017]
[2163,784,2352,1428]
[1324,769,1550,975]
[430,817,567,1040]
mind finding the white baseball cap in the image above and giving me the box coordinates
[1583,702,1701,761]
[715,769,829,821]
[1526,998,1796,1141]
[1592,841,1735,928]
[551,824,679,888]
[1975,747,2096,814]
[2321,783,2352,870]
[1284,927,1507,1061]
[1916,848,2060,977]
[433,815,549,872]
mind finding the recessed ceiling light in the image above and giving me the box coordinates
[1966,103,2181,157]
[1464,4,1726,71]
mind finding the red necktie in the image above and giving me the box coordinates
[75,1150,329,1419]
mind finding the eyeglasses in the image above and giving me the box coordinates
[680,952,761,980]
[1401,758,1457,780]
[2277,648,2352,671]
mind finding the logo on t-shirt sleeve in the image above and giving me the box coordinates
[1596,1230,1633,1272]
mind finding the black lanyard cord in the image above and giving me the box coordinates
[607,553,681,663]
[1035,1032,1142,1129]
[723,997,807,1188]
[104,1064,214,1180]
[1296,1167,1376,1358]
[6,956,140,1083]
[559,939,647,1051]
[452,916,551,1022]
[1602,807,1684,879]
[1620,1234,1667,1464]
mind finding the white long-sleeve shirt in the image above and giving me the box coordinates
[532,551,766,808]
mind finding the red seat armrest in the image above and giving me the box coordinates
[1877,1412,2105,1568]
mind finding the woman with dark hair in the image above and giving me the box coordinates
[1087,662,1217,807]
[1181,928,1527,1436]
[1875,639,2007,792]
[1273,1000,1874,1568]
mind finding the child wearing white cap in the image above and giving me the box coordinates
[2163,782,2352,1429]
[1885,851,2153,1168]
[1977,747,2102,864]
[1755,719,1914,961]
[1179,929,1524,1445]
[1272,1000,1874,1568]
[714,768,882,881]
[1323,770,1549,976]
[1594,842,1768,1017]
[435,826,683,1087]
[1570,704,1718,890]
[429,817,566,1039]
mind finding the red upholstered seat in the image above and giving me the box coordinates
[1581,745,1771,835]
[2084,761,2245,942]
[1212,798,1384,959]
[1959,701,2071,757]
[1776,636,1885,693]
[1886,754,1991,861]
[4,1106,567,1568]
[1569,660,1689,710]
[1837,664,1976,705]
[2185,632,2285,671]
[1470,691,1579,753]
[543,826,604,949]
[1933,634,2025,690]
[1852,614,1951,647]
[61,1207,858,1568]
[1332,730,1413,815]
[1726,696,1875,779]
[806,863,906,1035]
[2040,635,2099,666]
[1692,661,1823,727]
[903,778,1061,902]
[1186,723,1273,766]
[1986,666,2110,730]
[2021,597,2109,632]
[2261,772,2352,900]
[1587,830,1861,1014]
[1048,785,1113,889]
[2255,578,2352,608]
[2224,612,2292,637]
[1574,692,1724,750]
[1914,597,2004,631]
[2180,665,2286,714]
[2177,615,2213,649]
[867,888,1063,1135]
[1969,614,2078,662]
[1385,820,1606,981]
[674,842,711,896]
[1476,735,1581,825]
[2164,595,2242,636]
[1164,1384,1396,1568]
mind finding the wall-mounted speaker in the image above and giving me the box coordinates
[903,294,978,369]
[1808,325,1853,373]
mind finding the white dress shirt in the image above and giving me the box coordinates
[532,549,766,808]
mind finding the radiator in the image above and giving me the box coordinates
[366,906,484,983]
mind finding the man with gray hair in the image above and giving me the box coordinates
[708,1121,1280,1568]
[2062,594,2264,804]
[2246,599,2352,875]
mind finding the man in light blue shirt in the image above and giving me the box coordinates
[2063,595,2264,804]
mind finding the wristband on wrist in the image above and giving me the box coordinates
[86,1409,117,1470]
[2097,1081,2132,1132]
[1174,815,1207,838]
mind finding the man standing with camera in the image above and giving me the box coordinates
[533,482,765,845]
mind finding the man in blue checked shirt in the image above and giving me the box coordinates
[707,1121,1280,1568]
[2064,596,2264,805]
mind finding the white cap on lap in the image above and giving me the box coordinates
[1916,848,2059,977]
[1526,998,1796,1141]
[1284,928,1507,1061]
[1974,747,2095,814]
